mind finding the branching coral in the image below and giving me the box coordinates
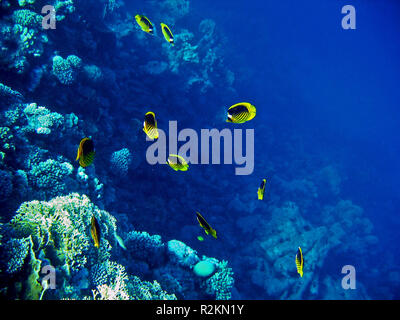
[110,147,132,177]
[201,259,234,300]
[3,237,31,273]
[0,126,15,152]
[88,261,177,300]
[0,9,48,73]
[127,276,176,300]
[124,231,166,266]
[23,103,64,135]
[167,239,199,268]
[28,159,73,197]
[52,55,82,85]
[12,9,42,28]
[10,193,117,273]
[90,261,130,300]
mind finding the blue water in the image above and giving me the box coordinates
[1,0,399,300]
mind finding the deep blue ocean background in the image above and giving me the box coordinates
[0,0,399,300]
[126,0,400,299]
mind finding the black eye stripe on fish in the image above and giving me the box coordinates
[164,27,173,38]
[143,112,159,139]
[226,102,256,123]
[76,138,95,167]
[82,139,94,154]
[135,14,154,34]
[196,212,217,239]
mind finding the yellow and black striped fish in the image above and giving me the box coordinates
[295,247,304,277]
[76,137,95,167]
[90,215,101,248]
[257,179,266,200]
[135,14,154,34]
[196,211,217,239]
[143,111,159,140]
[160,23,174,45]
[226,102,256,123]
[167,154,189,171]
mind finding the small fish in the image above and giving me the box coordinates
[167,154,189,171]
[90,215,101,248]
[197,236,204,241]
[115,234,127,250]
[160,23,174,45]
[226,102,256,123]
[135,14,154,34]
[257,179,267,200]
[295,247,304,277]
[143,111,159,140]
[76,137,95,167]
[196,211,217,239]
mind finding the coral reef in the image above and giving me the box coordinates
[110,147,132,177]
[0,193,234,300]
[0,0,390,301]
[52,55,82,85]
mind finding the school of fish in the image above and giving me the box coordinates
[77,13,304,281]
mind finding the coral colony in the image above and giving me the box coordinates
[0,0,393,300]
